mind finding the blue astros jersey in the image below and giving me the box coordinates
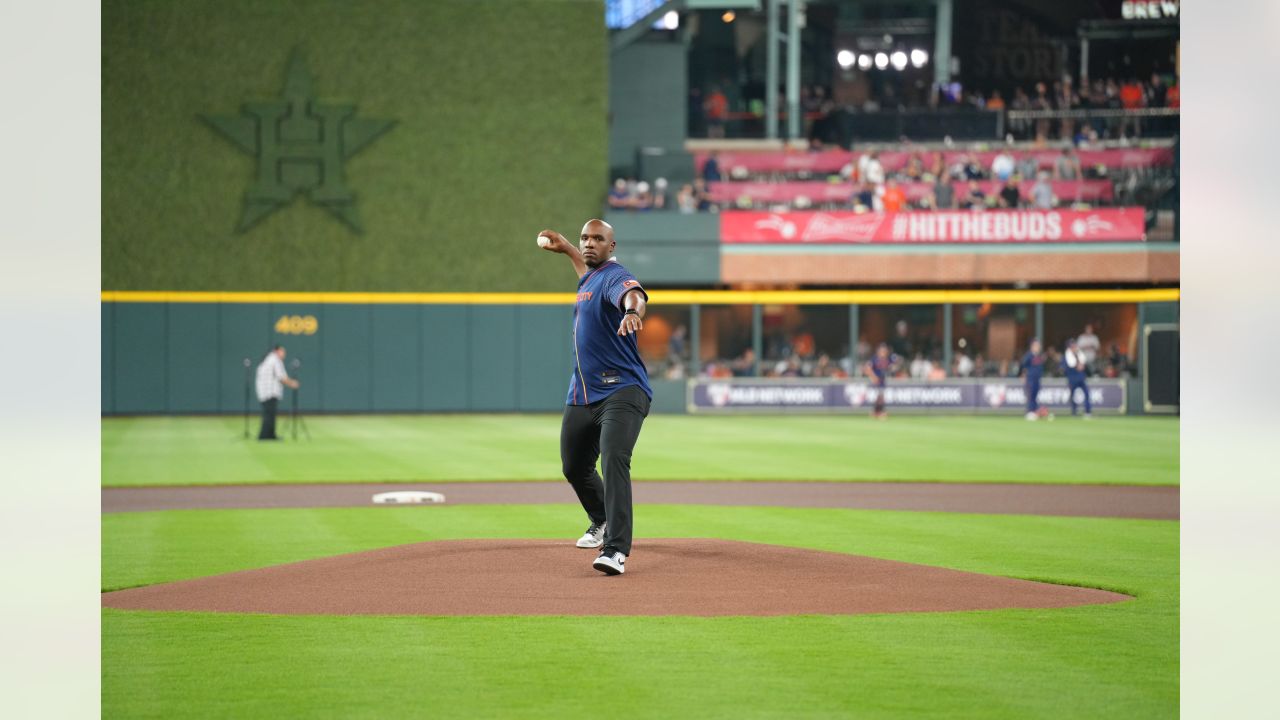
[566,259,652,405]
[1022,351,1045,380]
[870,354,898,385]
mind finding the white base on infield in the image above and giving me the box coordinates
[371,491,446,505]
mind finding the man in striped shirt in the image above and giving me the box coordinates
[255,345,299,441]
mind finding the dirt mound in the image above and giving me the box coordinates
[103,539,1129,616]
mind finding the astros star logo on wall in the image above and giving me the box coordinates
[201,50,395,233]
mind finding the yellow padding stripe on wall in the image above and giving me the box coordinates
[101,288,1180,305]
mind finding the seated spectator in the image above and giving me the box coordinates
[962,154,984,180]
[811,353,839,378]
[991,149,1015,182]
[953,351,975,377]
[909,353,932,380]
[730,348,756,377]
[854,182,875,211]
[1055,147,1082,180]
[1030,170,1054,209]
[1107,343,1129,377]
[880,178,907,212]
[987,90,1006,110]
[962,180,987,210]
[772,354,802,378]
[631,181,653,211]
[692,178,713,211]
[905,153,925,181]
[651,178,668,210]
[998,177,1021,208]
[927,151,946,181]
[1017,154,1040,180]
[703,151,722,182]
[607,178,630,210]
[676,183,698,214]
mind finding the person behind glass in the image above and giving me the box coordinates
[1062,338,1093,419]
[255,345,299,440]
[1020,338,1048,421]
[863,343,899,420]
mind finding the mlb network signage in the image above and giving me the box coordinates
[720,209,1146,244]
[688,378,1127,414]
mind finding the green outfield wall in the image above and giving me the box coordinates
[103,0,606,292]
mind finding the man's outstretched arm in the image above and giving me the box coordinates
[537,230,588,279]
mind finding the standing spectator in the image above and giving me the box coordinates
[704,86,729,138]
[730,348,756,377]
[676,183,698,214]
[607,178,631,210]
[1030,170,1055,209]
[1062,338,1093,418]
[1057,77,1077,141]
[255,345,299,441]
[991,149,1015,181]
[1077,323,1101,373]
[1032,82,1052,142]
[861,152,886,188]
[1054,147,1082,180]
[962,180,987,210]
[953,350,975,377]
[1119,77,1145,138]
[890,320,913,358]
[1010,86,1031,139]
[998,177,1022,208]
[702,152,722,182]
[864,343,899,420]
[987,90,1006,111]
[1020,338,1047,421]
[1148,72,1168,108]
[930,173,955,210]
[927,151,946,181]
[880,178,907,212]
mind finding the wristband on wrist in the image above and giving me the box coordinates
[624,309,639,316]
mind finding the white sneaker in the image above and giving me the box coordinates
[592,550,626,575]
[1025,412,1038,421]
[575,522,606,549]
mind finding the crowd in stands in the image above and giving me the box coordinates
[691,72,1179,144]
[608,143,1115,214]
[650,320,1131,381]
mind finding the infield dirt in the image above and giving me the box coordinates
[102,539,1130,616]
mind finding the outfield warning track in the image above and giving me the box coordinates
[102,481,1178,519]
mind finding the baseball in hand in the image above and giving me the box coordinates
[537,235,552,248]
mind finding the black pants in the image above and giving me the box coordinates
[258,398,279,440]
[561,385,650,556]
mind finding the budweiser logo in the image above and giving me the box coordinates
[800,213,884,242]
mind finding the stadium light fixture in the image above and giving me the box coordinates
[910,49,928,68]
[661,11,679,30]
[890,51,908,71]
[857,54,872,70]
[836,50,856,69]
[722,10,735,23]
[874,52,889,70]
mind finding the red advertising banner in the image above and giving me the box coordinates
[720,209,1148,244]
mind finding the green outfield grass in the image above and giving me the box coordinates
[102,414,1179,487]
[103,504,1178,718]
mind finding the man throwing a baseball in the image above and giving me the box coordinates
[538,220,651,576]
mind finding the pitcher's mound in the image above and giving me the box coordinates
[102,539,1129,616]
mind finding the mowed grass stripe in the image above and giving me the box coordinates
[102,504,1177,718]
[102,415,1179,487]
